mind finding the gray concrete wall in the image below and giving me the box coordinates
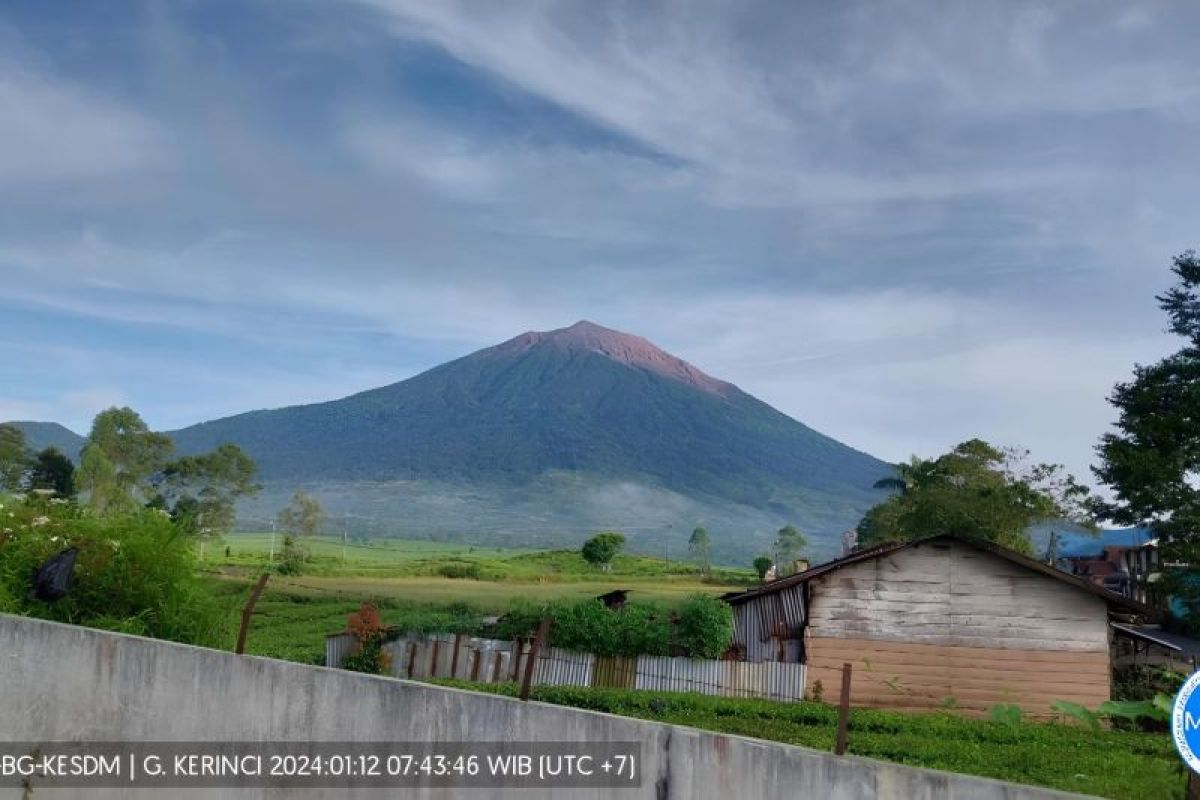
[0,614,1088,799]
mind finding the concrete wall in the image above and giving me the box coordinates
[0,614,1087,799]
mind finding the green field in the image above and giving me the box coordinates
[208,533,753,664]
[431,682,1183,800]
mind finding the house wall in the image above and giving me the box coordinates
[803,540,1111,715]
[730,583,805,662]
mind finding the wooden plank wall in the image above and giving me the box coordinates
[804,540,1111,715]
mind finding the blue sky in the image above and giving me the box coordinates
[1,0,1197,483]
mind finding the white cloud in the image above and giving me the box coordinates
[0,60,164,180]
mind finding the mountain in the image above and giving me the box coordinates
[9,322,892,561]
[6,421,86,459]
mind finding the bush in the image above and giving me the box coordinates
[437,562,482,580]
[0,494,230,647]
[492,595,731,659]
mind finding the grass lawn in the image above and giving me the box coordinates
[430,681,1183,800]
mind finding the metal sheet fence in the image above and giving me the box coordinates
[326,631,807,701]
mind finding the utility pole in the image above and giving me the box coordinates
[269,519,276,562]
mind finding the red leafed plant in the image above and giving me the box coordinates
[343,603,392,674]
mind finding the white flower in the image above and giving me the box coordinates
[49,498,68,505]
[49,536,59,543]
[109,540,120,551]
[31,516,50,527]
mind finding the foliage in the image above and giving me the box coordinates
[157,443,259,539]
[673,593,735,659]
[429,682,1179,800]
[772,525,807,575]
[752,555,773,582]
[26,447,76,498]
[580,531,625,571]
[0,423,27,491]
[275,535,310,575]
[492,593,732,659]
[859,439,1093,553]
[78,407,174,514]
[1093,250,1200,563]
[688,526,711,573]
[0,493,230,647]
[277,490,324,539]
[988,703,1022,726]
[342,602,392,674]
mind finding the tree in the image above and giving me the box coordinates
[78,407,173,513]
[0,423,28,491]
[752,555,773,583]
[1093,251,1200,563]
[25,447,76,498]
[581,531,625,571]
[872,456,942,495]
[277,490,324,538]
[159,443,259,539]
[772,525,807,575]
[689,526,711,574]
[857,439,1092,554]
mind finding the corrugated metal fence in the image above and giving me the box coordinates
[325,631,807,701]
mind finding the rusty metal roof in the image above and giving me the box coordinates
[724,533,1153,616]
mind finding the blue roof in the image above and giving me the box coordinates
[1056,527,1155,559]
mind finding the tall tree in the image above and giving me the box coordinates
[277,490,325,538]
[689,526,712,574]
[772,525,807,575]
[1094,251,1200,562]
[858,439,1092,554]
[0,423,27,491]
[25,447,76,498]
[78,407,173,513]
[160,443,259,538]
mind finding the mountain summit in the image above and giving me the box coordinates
[491,321,735,398]
[13,322,889,559]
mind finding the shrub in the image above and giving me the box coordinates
[492,595,730,659]
[0,494,230,647]
[674,594,734,659]
[437,562,482,580]
[342,603,392,674]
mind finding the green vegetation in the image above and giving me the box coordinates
[429,682,1182,799]
[206,534,751,664]
[580,531,625,571]
[688,526,711,573]
[491,593,732,658]
[1094,251,1200,568]
[772,524,807,575]
[859,439,1093,553]
[0,493,230,648]
[752,554,772,581]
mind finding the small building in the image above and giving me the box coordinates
[1057,528,1160,604]
[724,534,1151,715]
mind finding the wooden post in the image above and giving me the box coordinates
[431,640,442,678]
[834,662,852,755]
[511,639,526,682]
[1187,769,1200,800]
[450,633,465,679]
[407,642,417,679]
[520,618,553,701]
[470,648,482,682]
[235,573,270,655]
[493,650,504,683]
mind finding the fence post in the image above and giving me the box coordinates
[834,662,852,755]
[470,648,482,682]
[511,639,525,682]
[451,633,465,678]
[431,639,442,678]
[406,641,416,679]
[235,573,270,655]
[520,618,553,701]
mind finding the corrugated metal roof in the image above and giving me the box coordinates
[725,533,1153,616]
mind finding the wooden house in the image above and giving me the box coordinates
[724,534,1151,715]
